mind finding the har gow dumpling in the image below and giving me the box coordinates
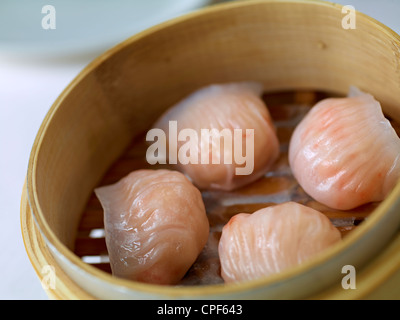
[218,202,341,283]
[289,87,400,210]
[95,169,209,285]
[151,82,280,191]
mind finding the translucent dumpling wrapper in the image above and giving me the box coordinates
[150,82,280,191]
[289,87,400,210]
[95,169,209,285]
[218,202,341,283]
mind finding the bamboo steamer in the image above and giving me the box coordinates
[22,0,400,299]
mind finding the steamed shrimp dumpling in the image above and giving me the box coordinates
[95,169,209,285]
[152,82,280,191]
[289,87,400,210]
[218,202,341,283]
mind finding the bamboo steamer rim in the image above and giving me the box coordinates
[25,0,400,298]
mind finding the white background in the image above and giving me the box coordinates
[0,0,399,300]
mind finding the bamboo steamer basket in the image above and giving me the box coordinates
[21,0,400,299]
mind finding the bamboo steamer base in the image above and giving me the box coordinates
[21,183,95,300]
[21,185,400,300]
